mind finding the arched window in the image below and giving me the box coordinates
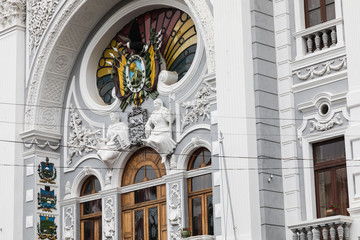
[80,176,102,240]
[121,148,167,240]
[187,148,213,236]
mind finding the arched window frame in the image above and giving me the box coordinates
[186,147,214,236]
[80,176,102,240]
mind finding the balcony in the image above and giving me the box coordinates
[294,18,344,60]
[288,215,352,240]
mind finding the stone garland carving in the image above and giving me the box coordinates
[28,0,59,50]
[294,58,347,81]
[309,113,343,132]
[103,198,115,239]
[128,107,148,146]
[96,113,130,167]
[67,105,101,164]
[24,138,60,150]
[63,207,74,240]
[169,183,182,240]
[181,84,215,130]
[0,0,26,29]
[142,99,176,163]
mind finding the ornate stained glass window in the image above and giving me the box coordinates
[97,8,197,105]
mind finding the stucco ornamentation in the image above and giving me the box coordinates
[294,58,347,81]
[103,198,115,239]
[0,0,26,30]
[96,112,130,168]
[63,207,74,240]
[169,183,182,239]
[142,99,176,163]
[309,113,343,132]
[128,107,148,146]
[28,0,59,49]
[24,138,60,150]
[184,0,215,73]
[181,84,214,130]
[67,105,101,164]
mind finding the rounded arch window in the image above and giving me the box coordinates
[187,148,214,236]
[97,8,198,105]
[121,148,167,239]
[80,176,102,240]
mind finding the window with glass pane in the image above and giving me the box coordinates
[313,137,349,218]
[187,148,213,236]
[80,176,102,240]
[304,0,335,28]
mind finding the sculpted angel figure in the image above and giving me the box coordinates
[142,99,176,163]
[96,112,130,166]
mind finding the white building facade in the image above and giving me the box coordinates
[0,0,360,239]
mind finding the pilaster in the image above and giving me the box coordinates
[213,0,261,239]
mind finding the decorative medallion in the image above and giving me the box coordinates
[38,157,57,184]
[128,107,148,146]
[37,215,57,240]
[97,8,197,106]
[38,186,57,212]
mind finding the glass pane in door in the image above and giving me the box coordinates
[336,167,349,215]
[135,210,144,240]
[148,206,158,240]
[317,171,332,217]
[191,197,203,235]
[84,221,95,240]
[207,195,214,235]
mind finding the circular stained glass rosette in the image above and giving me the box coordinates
[97,8,198,105]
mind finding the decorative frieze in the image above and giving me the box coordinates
[0,0,26,30]
[181,84,214,130]
[28,0,59,49]
[24,138,60,150]
[294,58,347,81]
[309,113,343,132]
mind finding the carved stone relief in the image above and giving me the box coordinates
[67,105,101,164]
[39,107,59,131]
[181,84,215,130]
[128,107,148,146]
[0,0,26,30]
[28,0,59,50]
[309,113,343,132]
[63,207,74,240]
[24,138,60,150]
[169,183,182,240]
[103,198,115,239]
[294,58,347,81]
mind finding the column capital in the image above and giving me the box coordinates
[0,0,26,31]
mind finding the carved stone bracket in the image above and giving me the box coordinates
[294,58,347,81]
[103,198,115,239]
[28,0,59,50]
[309,113,343,132]
[0,0,26,30]
[128,107,148,146]
[67,105,101,164]
[181,84,215,130]
[63,207,74,240]
[24,137,60,150]
[169,183,182,240]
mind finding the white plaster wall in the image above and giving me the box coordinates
[0,26,25,240]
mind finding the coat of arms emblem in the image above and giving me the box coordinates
[38,186,57,212]
[37,215,57,240]
[110,19,163,111]
[38,157,57,184]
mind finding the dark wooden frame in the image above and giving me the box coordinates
[304,0,335,28]
[313,137,348,218]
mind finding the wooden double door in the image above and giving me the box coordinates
[122,202,167,240]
